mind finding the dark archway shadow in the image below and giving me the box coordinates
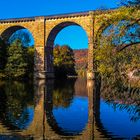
[1,26,25,43]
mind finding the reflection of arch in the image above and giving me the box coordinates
[46,95,80,136]
[1,25,35,44]
[46,96,88,136]
[92,77,128,139]
[87,78,117,139]
[45,21,88,73]
[44,78,117,139]
[45,79,93,139]
[95,101,140,139]
[6,107,34,130]
[0,81,35,132]
[45,78,88,136]
[0,103,34,131]
[94,111,114,139]
[93,77,140,139]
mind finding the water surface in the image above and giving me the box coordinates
[0,78,139,139]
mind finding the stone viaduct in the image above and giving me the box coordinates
[0,8,138,79]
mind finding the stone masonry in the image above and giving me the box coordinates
[0,10,123,79]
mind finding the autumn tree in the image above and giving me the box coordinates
[53,45,76,78]
[95,20,140,80]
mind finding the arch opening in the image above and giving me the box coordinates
[1,26,35,47]
[1,26,25,43]
[0,26,35,79]
[45,22,88,78]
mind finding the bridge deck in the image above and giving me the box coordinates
[0,8,116,23]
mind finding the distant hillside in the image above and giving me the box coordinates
[73,49,88,70]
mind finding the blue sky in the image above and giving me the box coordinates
[54,26,89,49]
[0,0,121,49]
[0,0,120,19]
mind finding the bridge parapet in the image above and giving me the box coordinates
[0,17,35,24]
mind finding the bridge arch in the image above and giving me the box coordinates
[0,25,35,45]
[46,21,88,47]
[45,21,89,76]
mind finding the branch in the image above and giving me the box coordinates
[116,41,140,52]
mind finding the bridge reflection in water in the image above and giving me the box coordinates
[35,79,95,140]
[0,78,139,139]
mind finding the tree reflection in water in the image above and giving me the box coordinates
[53,79,75,108]
[0,76,139,139]
[0,81,34,130]
[100,75,140,122]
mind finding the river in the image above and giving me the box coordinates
[0,78,139,139]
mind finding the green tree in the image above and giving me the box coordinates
[24,47,35,78]
[95,44,140,81]
[5,40,28,79]
[53,45,76,78]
